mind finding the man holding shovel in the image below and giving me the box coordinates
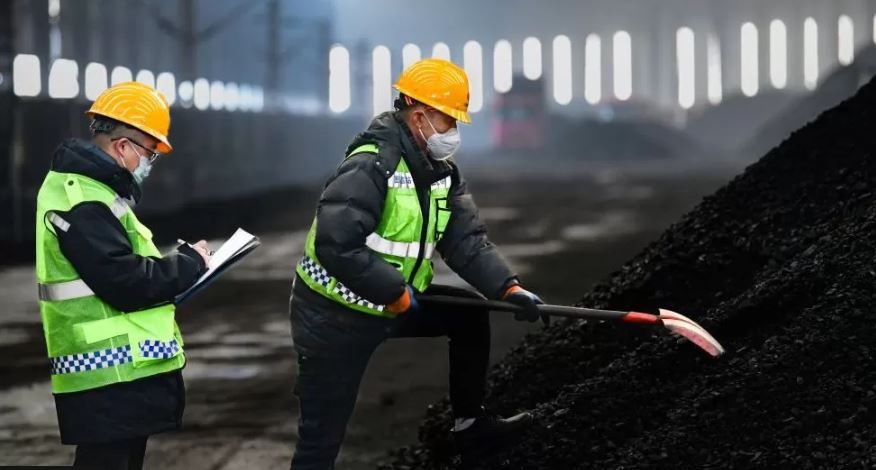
[289,58,545,469]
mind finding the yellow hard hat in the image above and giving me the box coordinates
[394,58,471,124]
[86,81,173,154]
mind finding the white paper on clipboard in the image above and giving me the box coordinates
[175,228,260,305]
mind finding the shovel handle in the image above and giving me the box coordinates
[416,294,661,324]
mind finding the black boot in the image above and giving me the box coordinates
[452,412,533,454]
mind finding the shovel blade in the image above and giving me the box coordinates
[659,309,725,358]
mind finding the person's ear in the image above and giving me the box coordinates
[412,109,431,136]
[410,109,422,128]
[108,138,125,161]
[115,139,136,170]
[117,139,131,158]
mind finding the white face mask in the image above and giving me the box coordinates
[419,113,461,161]
[128,147,153,185]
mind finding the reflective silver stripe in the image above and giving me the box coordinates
[388,172,415,189]
[431,176,451,190]
[365,233,434,259]
[38,279,95,301]
[390,173,451,189]
[109,196,129,219]
[48,213,70,232]
[45,197,126,234]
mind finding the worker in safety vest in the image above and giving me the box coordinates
[289,58,545,469]
[34,81,211,469]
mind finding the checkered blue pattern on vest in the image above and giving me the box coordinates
[50,344,133,375]
[299,256,331,287]
[333,282,385,312]
[140,339,181,359]
[50,338,182,375]
[299,256,385,312]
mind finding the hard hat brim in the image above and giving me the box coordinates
[86,110,174,154]
[394,84,472,124]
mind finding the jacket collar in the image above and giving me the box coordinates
[348,112,453,185]
[50,138,142,203]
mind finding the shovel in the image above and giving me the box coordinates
[416,294,725,358]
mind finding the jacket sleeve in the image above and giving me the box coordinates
[436,171,518,299]
[313,153,407,306]
[52,202,208,312]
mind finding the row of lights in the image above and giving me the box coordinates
[11,55,265,112]
[331,34,617,115]
[331,34,625,115]
[332,14,867,115]
[701,15,852,109]
[11,14,865,115]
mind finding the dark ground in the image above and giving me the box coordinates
[383,79,876,468]
[0,159,733,468]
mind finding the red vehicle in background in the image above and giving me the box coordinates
[492,75,546,150]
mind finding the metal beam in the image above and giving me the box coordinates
[0,0,16,241]
[197,0,271,43]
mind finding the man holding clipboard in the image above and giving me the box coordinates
[34,82,212,469]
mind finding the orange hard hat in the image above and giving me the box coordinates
[394,58,471,124]
[86,81,173,154]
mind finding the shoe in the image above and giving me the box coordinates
[452,412,533,454]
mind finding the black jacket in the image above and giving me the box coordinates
[46,139,206,444]
[311,112,517,306]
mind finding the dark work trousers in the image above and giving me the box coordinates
[289,280,491,470]
[73,437,148,470]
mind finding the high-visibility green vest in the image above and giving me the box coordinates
[35,171,185,394]
[295,144,452,317]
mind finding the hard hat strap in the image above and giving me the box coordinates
[88,117,117,135]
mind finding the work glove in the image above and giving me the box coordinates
[503,285,549,326]
[386,285,419,315]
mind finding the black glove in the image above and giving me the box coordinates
[503,286,549,326]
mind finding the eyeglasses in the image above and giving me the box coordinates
[112,137,161,164]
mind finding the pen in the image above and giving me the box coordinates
[177,239,214,256]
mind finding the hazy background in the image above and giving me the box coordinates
[2,1,875,468]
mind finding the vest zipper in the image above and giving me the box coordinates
[407,184,430,285]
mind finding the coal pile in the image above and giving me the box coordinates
[383,77,876,469]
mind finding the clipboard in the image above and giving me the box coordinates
[174,228,261,305]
